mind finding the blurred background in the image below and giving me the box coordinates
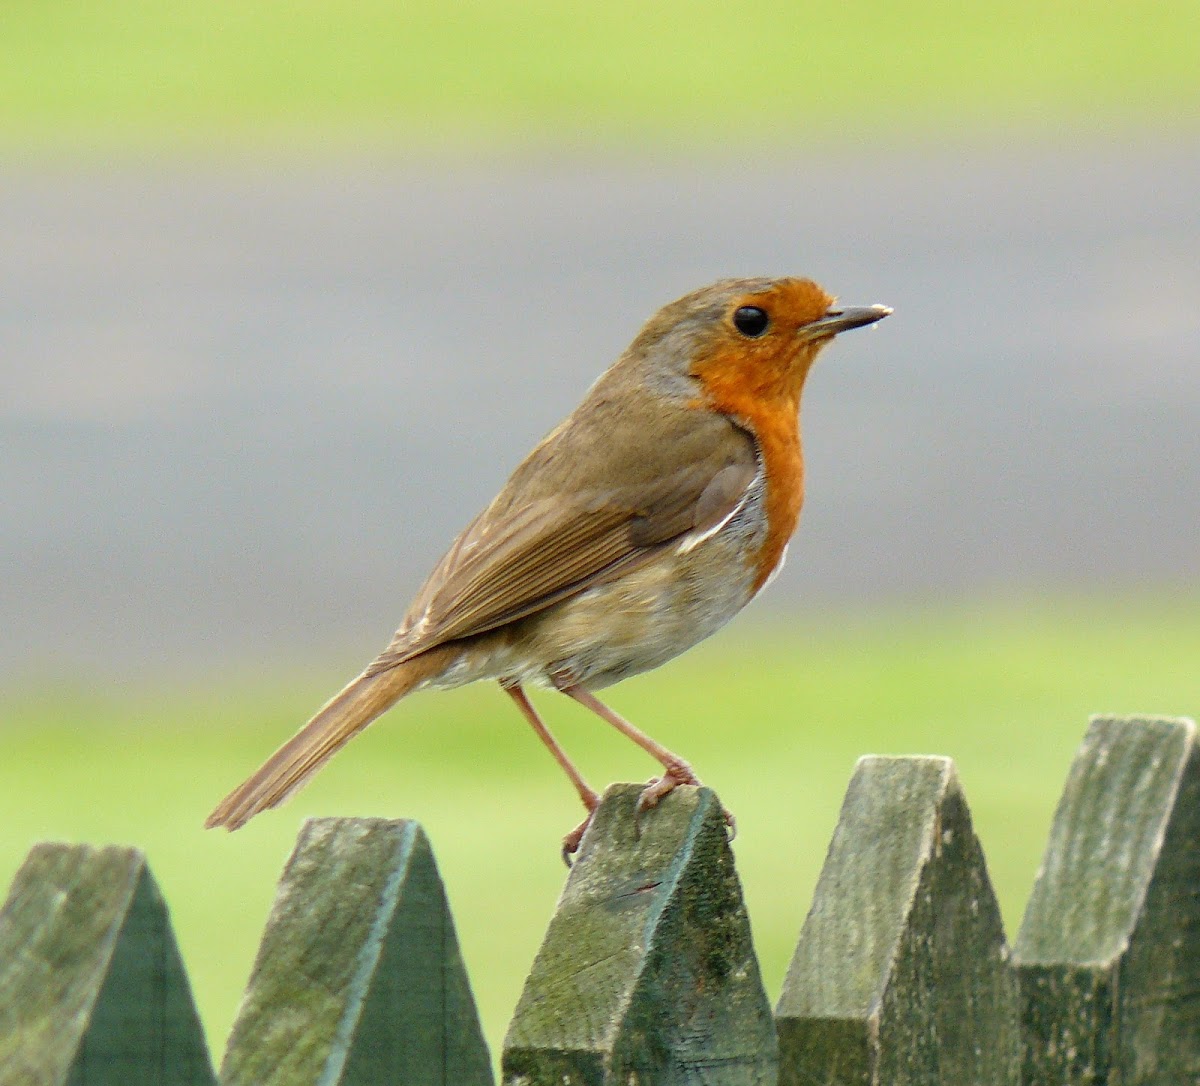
[2,0,1198,1063]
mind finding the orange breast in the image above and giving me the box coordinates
[693,364,807,593]
[743,403,804,591]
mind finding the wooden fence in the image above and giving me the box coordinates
[1,714,1197,1085]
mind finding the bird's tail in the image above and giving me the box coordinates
[205,646,453,831]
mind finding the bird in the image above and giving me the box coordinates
[206,277,890,856]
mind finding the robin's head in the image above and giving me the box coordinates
[628,277,890,408]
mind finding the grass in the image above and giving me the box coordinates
[2,590,1197,1062]
[0,1,1197,152]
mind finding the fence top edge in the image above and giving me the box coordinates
[1014,713,1196,966]
[1087,713,1196,736]
[22,841,146,863]
[852,753,955,769]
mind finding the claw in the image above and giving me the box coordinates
[561,763,736,864]
[561,778,601,866]
[559,811,592,868]
[634,767,738,845]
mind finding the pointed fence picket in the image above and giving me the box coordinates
[0,715,1196,1085]
[1013,716,1200,1085]
[775,756,1019,1085]
[503,783,777,1085]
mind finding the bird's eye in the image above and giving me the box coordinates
[732,306,769,337]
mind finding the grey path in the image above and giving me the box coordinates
[2,140,1198,678]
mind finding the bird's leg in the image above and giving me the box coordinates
[503,683,600,862]
[555,682,698,801]
[556,681,737,839]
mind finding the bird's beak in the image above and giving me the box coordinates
[801,303,892,341]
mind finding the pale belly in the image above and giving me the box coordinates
[424,478,774,692]
[518,532,760,688]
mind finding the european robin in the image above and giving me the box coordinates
[206,277,890,855]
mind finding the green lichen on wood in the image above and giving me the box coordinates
[502,784,777,1086]
[220,817,492,1086]
[775,756,1019,1086]
[0,844,214,1086]
[1013,715,1200,1085]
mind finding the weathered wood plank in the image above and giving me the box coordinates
[502,783,777,1086]
[1013,715,1200,1085]
[0,843,214,1086]
[220,817,493,1086]
[775,756,1019,1086]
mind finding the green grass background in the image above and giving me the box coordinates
[0,1,1197,152]
[3,593,1196,1060]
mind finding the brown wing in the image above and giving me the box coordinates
[371,392,757,670]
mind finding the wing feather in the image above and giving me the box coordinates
[373,390,759,669]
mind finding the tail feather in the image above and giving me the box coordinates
[205,647,452,831]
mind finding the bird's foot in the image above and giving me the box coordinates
[637,762,737,841]
[561,815,592,866]
[561,788,602,866]
[562,768,737,864]
[636,759,701,811]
